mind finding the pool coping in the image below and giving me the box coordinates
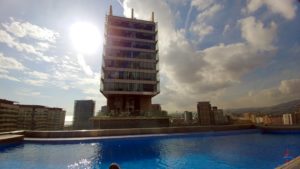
[0,134,24,144]
[24,129,259,143]
[23,124,255,138]
[276,156,300,169]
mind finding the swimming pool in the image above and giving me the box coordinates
[1,130,300,169]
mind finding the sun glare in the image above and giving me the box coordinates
[70,22,101,54]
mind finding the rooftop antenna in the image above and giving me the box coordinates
[151,12,154,22]
[131,8,134,19]
[109,5,113,15]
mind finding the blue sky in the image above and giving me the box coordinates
[0,0,300,116]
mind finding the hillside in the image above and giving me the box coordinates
[226,99,300,115]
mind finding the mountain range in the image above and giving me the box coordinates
[226,99,300,115]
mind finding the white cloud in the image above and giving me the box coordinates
[279,79,300,94]
[191,0,215,11]
[239,16,277,51]
[2,18,59,43]
[222,24,230,34]
[25,70,49,80]
[190,23,214,38]
[0,69,8,74]
[246,0,297,20]
[35,42,52,52]
[0,52,25,70]
[123,0,278,111]
[17,89,41,96]
[24,79,47,86]
[0,74,20,82]
[0,29,55,62]
[190,3,222,39]
[223,78,300,108]
[77,54,93,76]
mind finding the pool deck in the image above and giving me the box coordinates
[0,134,24,144]
[276,156,300,169]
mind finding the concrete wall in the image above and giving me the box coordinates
[91,117,169,129]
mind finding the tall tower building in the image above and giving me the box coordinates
[100,6,159,116]
[197,101,215,125]
[73,100,95,129]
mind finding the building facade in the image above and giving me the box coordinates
[18,105,65,130]
[214,108,228,125]
[197,101,215,125]
[73,100,95,129]
[100,7,159,116]
[0,99,65,131]
[184,111,193,124]
[48,108,66,130]
[283,113,293,125]
[0,99,19,132]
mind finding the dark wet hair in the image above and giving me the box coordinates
[109,163,120,169]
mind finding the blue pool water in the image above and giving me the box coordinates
[1,130,300,169]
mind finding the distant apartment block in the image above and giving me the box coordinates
[283,113,293,125]
[197,102,215,125]
[100,6,159,116]
[295,112,300,124]
[197,102,228,125]
[18,105,65,130]
[73,100,95,129]
[151,104,161,112]
[184,111,193,123]
[0,99,19,132]
[100,105,107,113]
[213,108,228,125]
[0,99,65,132]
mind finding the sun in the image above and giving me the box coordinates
[70,22,101,54]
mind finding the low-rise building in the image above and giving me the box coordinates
[270,115,283,125]
[283,113,293,125]
[294,112,300,124]
[263,115,272,125]
[255,116,264,124]
[250,114,256,123]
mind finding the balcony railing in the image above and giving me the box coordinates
[106,15,156,31]
[105,45,158,53]
[103,47,158,60]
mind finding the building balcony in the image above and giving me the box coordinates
[101,78,158,85]
[101,90,159,96]
[106,34,157,44]
[102,66,158,73]
[105,45,158,53]
[106,24,157,35]
[103,55,157,63]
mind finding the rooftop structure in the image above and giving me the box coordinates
[100,6,159,116]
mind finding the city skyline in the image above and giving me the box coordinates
[0,0,300,117]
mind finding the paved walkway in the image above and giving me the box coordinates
[0,134,24,144]
[276,156,300,169]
